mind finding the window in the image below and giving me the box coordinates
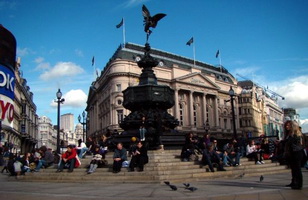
[193,105,197,127]
[117,99,122,105]
[224,119,227,129]
[179,103,184,126]
[238,107,242,115]
[117,110,124,124]
[116,84,121,92]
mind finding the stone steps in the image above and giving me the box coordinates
[16,150,289,183]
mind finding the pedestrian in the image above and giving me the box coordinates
[284,120,305,190]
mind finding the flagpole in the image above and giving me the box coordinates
[123,17,126,48]
[219,52,222,72]
[193,39,196,67]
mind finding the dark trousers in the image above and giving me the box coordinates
[58,158,76,171]
[113,159,124,172]
[129,155,148,170]
[202,151,224,172]
[247,152,262,163]
[290,151,303,187]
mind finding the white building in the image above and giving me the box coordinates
[38,116,56,150]
[60,113,74,133]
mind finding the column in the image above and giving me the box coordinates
[174,89,179,120]
[214,96,219,127]
[202,93,207,123]
[189,91,194,127]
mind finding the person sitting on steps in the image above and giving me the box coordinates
[246,140,264,165]
[112,143,127,173]
[129,141,148,172]
[87,145,107,174]
[202,142,226,172]
[56,145,81,173]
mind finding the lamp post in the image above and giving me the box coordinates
[229,86,237,139]
[78,111,86,142]
[55,89,65,154]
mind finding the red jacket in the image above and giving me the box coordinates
[61,148,81,168]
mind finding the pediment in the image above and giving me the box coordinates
[175,72,220,90]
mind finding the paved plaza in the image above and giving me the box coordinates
[0,170,307,200]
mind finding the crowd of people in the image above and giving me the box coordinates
[180,120,308,188]
[1,121,307,190]
[0,145,57,178]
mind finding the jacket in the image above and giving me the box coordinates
[62,148,81,168]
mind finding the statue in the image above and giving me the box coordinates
[142,5,166,42]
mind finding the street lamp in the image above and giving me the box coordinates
[229,86,237,139]
[78,111,86,142]
[55,89,65,154]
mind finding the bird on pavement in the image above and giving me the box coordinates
[183,183,190,188]
[185,187,198,192]
[239,172,245,179]
[260,175,264,182]
[164,181,170,185]
[169,184,178,191]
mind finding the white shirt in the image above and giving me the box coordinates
[246,144,257,155]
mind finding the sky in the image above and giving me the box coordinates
[1,0,308,132]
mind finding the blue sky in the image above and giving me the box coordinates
[1,0,308,131]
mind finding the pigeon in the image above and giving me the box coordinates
[169,184,177,191]
[183,183,190,188]
[185,187,198,192]
[239,173,245,178]
[142,5,166,34]
[164,181,170,186]
[260,175,264,182]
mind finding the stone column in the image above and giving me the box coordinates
[214,96,219,127]
[202,93,207,124]
[174,89,179,120]
[189,91,194,127]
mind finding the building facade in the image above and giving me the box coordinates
[0,58,39,154]
[283,108,300,124]
[37,116,56,150]
[60,113,74,133]
[87,43,241,139]
[237,80,284,138]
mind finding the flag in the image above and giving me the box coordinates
[92,56,95,66]
[186,37,194,46]
[116,18,124,28]
[215,50,220,58]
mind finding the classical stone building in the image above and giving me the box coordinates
[86,43,240,139]
[38,116,56,150]
[237,80,283,138]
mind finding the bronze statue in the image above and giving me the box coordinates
[142,5,166,42]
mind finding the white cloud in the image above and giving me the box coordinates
[34,57,51,71]
[232,66,261,78]
[75,49,84,57]
[40,62,84,81]
[34,57,44,63]
[50,89,87,108]
[0,1,18,10]
[273,75,308,109]
[120,0,149,8]
[17,47,35,56]
[300,119,308,133]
